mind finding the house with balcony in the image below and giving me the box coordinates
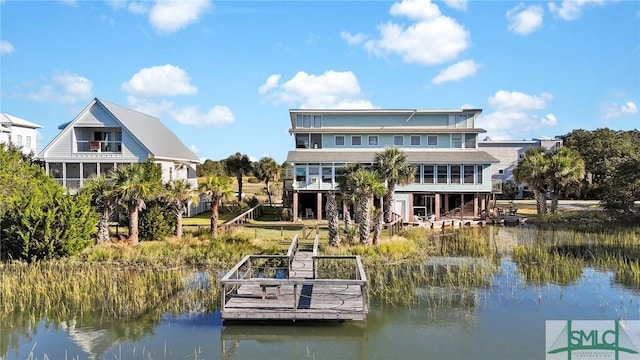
[478,137,562,199]
[38,98,202,214]
[1,113,42,155]
[284,109,501,223]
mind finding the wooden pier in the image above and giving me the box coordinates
[220,235,368,322]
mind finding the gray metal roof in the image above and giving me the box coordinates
[0,113,42,129]
[97,99,199,162]
[286,150,499,164]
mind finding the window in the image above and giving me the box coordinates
[463,165,474,184]
[335,135,345,146]
[423,165,434,184]
[368,136,378,146]
[410,135,421,146]
[498,169,504,174]
[394,135,404,146]
[458,114,468,128]
[295,167,306,182]
[351,136,362,146]
[448,115,456,128]
[464,134,476,148]
[311,134,322,149]
[303,115,311,128]
[437,165,448,184]
[313,115,322,128]
[476,165,483,184]
[26,136,31,149]
[450,165,461,184]
[16,135,22,145]
[427,135,438,146]
[451,134,462,148]
[322,167,333,183]
[309,166,320,182]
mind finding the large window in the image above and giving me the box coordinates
[463,165,475,184]
[394,135,404,146]
[476,165,483,184]
[410,135,421,146]
[423,165,434,184]
[427,135,438,146]
[351,136,362,146]
[309,166,320,182]
[368,135,378,146]
[450,165,461,184]
[296,114,322,128]
[295,167,306,182]
[322,167,333,183]
[335,135,345,146]
[296,134,322,149]
[313,115,322,128]
[464,134,476,148]
[437,165,448,184]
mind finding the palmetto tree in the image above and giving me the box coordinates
[253,157,280,206]
[199,175,233,236]
[111,163,161,245]
[326,191,341,246]
[335,163,364,228]
[223,152,252,203]
[340,166,386,244]
[546,147,585,214]
[84,175,115,244]
[374,147,416,223]
[164,180,200,238]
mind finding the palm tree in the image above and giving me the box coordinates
[547,147,585,214]
[326,191,341,246]
[164,180,200,238]
[335,163,364,228]
[84,175,115,244]
[374,147,416,223]
[343,166,386,244]
[199,175,233,236]
[253,157,280,206]
[514,147,550,215]
[110,163,161,245]
[223,152,252,203]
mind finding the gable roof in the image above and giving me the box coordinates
[0,113,42,129]
[97,99,198,162]
[40,98,198,163]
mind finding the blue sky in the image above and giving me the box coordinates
[1,0,638,164]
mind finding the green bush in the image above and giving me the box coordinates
[139,201,175,241]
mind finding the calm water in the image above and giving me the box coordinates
[3,227,640,360]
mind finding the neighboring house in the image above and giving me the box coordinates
[284,109,501,222]
[39,98,204,215]
[478,137,562,199]
[0,113,42,155]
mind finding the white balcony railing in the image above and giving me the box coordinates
[76,140,122,153]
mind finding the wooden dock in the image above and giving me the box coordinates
[220,235,368,322]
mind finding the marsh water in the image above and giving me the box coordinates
[3,225,640,360]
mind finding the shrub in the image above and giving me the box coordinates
[139,201,175,241]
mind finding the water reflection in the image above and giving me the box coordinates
[2,225,640,359]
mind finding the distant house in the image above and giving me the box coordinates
[39,98,204,214]
[478,137,563,199]
[0,113,42,155]
[283,109,501,222]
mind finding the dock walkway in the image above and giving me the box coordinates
[220,235,368,322]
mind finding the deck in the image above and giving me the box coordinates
[220,235,368,322]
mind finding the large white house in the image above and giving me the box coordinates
[0,113,42,155]
[478,137,563,199]
[39,98,203,213]
[284,109,502,222]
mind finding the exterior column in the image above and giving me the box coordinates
[317,192,322,221]
[293,191,299,222]
[434,193,441,221]
[444,195,449,214]
[460,194,464,219]
[473,194,478,218]
[481,196,486,211]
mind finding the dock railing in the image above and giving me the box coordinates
[224,203,262,233]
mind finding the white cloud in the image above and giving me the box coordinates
[364,0,470,66]
[431,59,479,84]
[171,105,235,126]
[548,0,607,21]
[149,0,210,33]
[122,64,197,98]
[604,101,638,119]
[340,31,367,45]
[189,144,199,154]
[489,90,552,111]
[507,4,544,35]
[260,70,375,109]
[477,90,557,139]
[28,72,93,105]
[1,40,15,55]
[443,0,467,11]
[258,74,281,95]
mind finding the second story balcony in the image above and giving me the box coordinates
[76,139,122,153]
